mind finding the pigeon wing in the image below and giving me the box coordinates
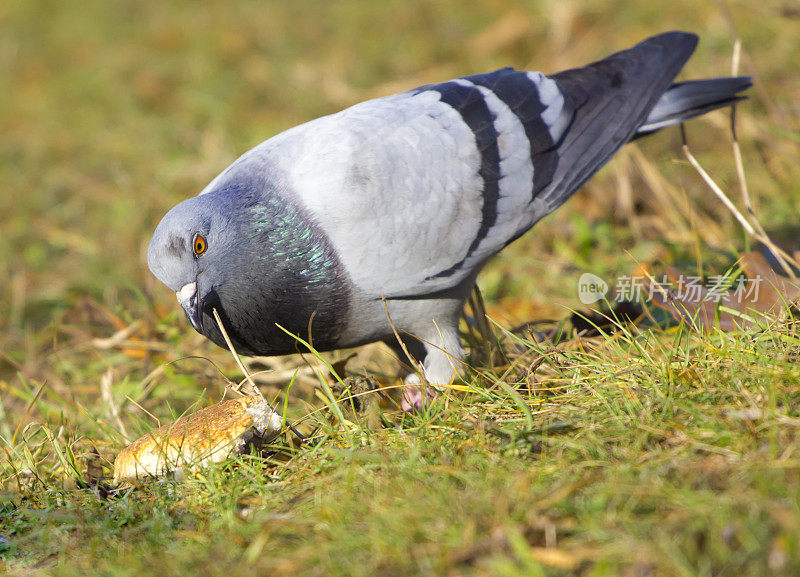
[212,32,699,300]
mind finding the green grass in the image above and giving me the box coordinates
[2,0,800,575]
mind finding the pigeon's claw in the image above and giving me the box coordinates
[400,380,441,412]
[400,373,440,411]
[399,323,462,412]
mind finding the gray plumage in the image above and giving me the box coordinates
[147,32,750,404]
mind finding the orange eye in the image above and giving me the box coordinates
[193,234,207,256]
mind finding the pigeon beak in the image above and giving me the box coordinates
[176,282,203,333]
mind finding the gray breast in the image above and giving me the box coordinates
[199,181,353,356]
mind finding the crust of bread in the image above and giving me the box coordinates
[113,396,280,483]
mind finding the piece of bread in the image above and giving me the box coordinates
[113,396,282,483]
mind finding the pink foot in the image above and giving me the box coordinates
[401,384,440,412]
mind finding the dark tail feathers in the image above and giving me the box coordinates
[635,76,752,137]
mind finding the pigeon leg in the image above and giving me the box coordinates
[399,323,463,412]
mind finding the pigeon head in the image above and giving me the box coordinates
[147,192,240,335]
[148,170,351,356]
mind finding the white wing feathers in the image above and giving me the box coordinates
[201,33,720,301]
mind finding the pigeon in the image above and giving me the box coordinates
[148,31,751,409]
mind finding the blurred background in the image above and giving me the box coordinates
[1,0,798,427]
